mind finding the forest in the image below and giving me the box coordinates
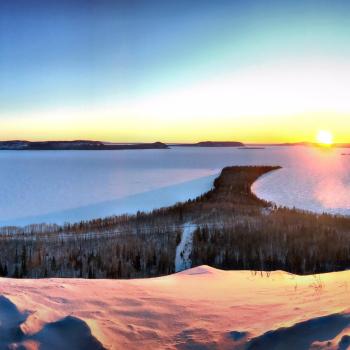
[1,166,350,278]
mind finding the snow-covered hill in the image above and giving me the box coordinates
[0,266,349,349]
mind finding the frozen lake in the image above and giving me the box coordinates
[0,146,349,226]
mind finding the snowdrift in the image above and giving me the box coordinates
[0,266,349,349]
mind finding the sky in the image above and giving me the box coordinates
[1,0,350,143]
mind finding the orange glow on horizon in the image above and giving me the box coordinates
[2,60,350,144]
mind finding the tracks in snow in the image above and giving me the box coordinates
[175,224,196,272]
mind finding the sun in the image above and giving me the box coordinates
[316,130,333,146]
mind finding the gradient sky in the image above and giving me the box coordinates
[1,0,350,142]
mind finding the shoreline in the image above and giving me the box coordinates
[1,166,350,279]
[0,166,278,232]
[1,163,349,230]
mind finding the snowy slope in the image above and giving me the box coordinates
[1,266,350,349]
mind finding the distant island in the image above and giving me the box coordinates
[173,141,244,147]
[0,140,169,151]
[277,142,313,146]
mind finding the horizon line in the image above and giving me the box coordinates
[0,139,349,145]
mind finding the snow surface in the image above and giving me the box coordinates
[1,266,350,349]
[0,149,221,226]
[0,175,217,227]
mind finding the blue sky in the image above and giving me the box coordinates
[1,0,350,141]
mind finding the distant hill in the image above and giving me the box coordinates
[173,141,244,147]
[0,140,169,150]
[276,142,350,148]
[276,142,314,146]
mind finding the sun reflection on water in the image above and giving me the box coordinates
[296,147,350,211]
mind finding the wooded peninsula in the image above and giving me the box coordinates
[1,166,350,279]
